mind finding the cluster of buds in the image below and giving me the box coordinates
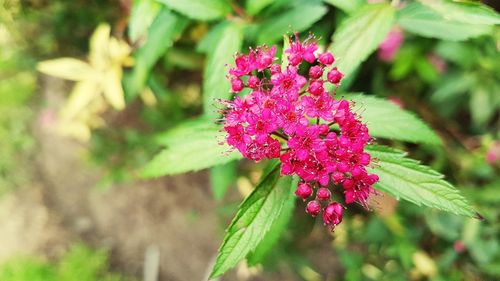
[221,34,378,229]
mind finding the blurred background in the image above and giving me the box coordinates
[0,0,498,280]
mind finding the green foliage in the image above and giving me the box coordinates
[128,0,161,43]
[323,0,366,14]
[141,118,241,177]
[330,3,395,77]
[397,2,492,41]
[0,244,129,281]
[245,0,275,16]
[343,93,441,145]
[366,145,477,218]
[210,166,295,278]
[0,20,36,194]
[203,21,244,119]
[210,161,237,200]
[126,8,188,97]
[256,3,328,44]
[419,0,500,25]
[246,177,297,266]
[157,0,231,21]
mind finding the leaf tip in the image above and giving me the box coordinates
[474,212,485,221]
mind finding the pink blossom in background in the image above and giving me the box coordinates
[454,240,466,253]
[38,109,57,129]
[486,141,500,165]
[388,96,405,109]
[427,53,447,74]
[378,27,404,62]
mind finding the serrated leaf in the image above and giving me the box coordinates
[419,0,500,25]
[210,161,237,200]
[256,4,328,44]
[126,8,188,98]
[343,93,441,145]
[203,22,243,119]
[210,167,293,278]
[247,176,297,266]
[141,118,240,178]
[366,145,477,218]
[157,0,231,21]
[330,3,395,77]
[323,0,366,14]
[397,2,492,41]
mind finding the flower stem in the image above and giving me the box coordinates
[272,131,289,141]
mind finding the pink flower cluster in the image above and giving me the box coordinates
[222,34,378,229]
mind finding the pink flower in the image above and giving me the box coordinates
[322,202,343,227]
[427,53,447,74]
[295,182,313,200]
[378,27,404,62]
[306,200,322,217]
[486,141,500,165]
[221,33,379,229]
[285,33,318,66]
[302,93,335,121]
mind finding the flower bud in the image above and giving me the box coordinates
[323,202,343,225]
[269,64,281,74]
[306,200,322,217]
[316,187,331,201]
[308,80,324,96]
[327,68,343,84]
[318,52,334,65]
[247,76,260,89]
[231,78,244,92]
[289,53,302,66]
[295,182,313,199]
[308,65,323,79]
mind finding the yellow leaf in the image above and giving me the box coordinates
[60,81,101,120]
[412,251,437,277]
[108,37,132,63]
[58,119,92,141]
[37,58,94,81]
[89,23,111,69]
[140,87,157,106]
[102,67,125,110]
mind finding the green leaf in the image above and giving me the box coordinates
[281,35,290,67]
[366,145,477,218]
[157,0,231,21]
[419,0,500,25]
[203,21,243,119]
[343,93,442,145]
[247,177,297,266]
[256,4,328,44]
[210,161,237,200]
[128,0,161,43]
[196,22,227,53]
[323,0,366,14]
[141,118,241,178]
[330,3,395,77]
[397,2,492,41]
[209,167,294,278]
[126,8,188,98]
[245,0,274,15]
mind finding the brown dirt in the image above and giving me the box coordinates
[0,76,223,280]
